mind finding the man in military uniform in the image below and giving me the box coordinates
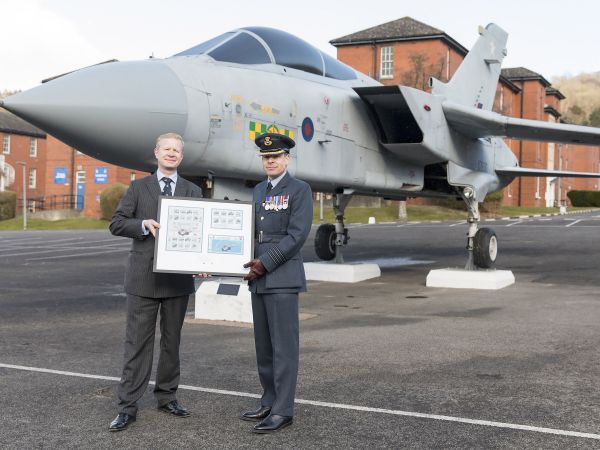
[241,132,313,433]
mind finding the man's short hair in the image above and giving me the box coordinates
[155,132,184,150]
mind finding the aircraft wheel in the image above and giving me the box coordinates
[473,227,497,269]
[314,224,336,261]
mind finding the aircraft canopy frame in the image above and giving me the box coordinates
[173,27,357,80]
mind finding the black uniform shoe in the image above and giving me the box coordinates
[252,414,293,433]
[109,413,135,432]
[158,400,191,418]
[240,405,272,422]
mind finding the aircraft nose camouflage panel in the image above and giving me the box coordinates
[173,27,357,80]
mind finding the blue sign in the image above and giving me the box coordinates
[54,167,67,184]
[94,167,108,184]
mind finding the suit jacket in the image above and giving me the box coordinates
[249,172,313,294]
[110,174,203,298]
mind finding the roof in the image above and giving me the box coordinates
[498,75,521,93]
[544,105,561,118]
[545,86,566,100]
[501,67,551,87]
[329,17,468,55]
[0,109,46,138]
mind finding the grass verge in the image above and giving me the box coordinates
[0,205,596,230]
[0,217,109,231]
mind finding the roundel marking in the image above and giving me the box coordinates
[302,117,314,142]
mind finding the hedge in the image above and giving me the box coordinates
[567,190,600,207]
[100,183,128,220]
[0,190,17,220]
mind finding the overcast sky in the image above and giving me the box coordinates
[1,0,598,91]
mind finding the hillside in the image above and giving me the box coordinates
[552,72,600,125]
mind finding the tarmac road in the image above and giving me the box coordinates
[0,212,599,449]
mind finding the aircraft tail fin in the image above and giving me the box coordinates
[432,24,508,110]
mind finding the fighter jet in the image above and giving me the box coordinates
[3,24,600,269]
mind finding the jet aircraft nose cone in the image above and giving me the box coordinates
[3,60,188,170]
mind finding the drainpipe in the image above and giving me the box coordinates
[518,83,524,207]
[70,147,75,208]
[372,41,377,80]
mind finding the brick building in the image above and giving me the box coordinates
[1,109,146,218]
[331,17,600,207]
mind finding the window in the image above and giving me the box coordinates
[380,47,393,79]
[130,172,136,181]
[208,32,271,65]
[29,168,37,188]
[2,135,9,154]
[29,138,37,157]
[76,170,85,184]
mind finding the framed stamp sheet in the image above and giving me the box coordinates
[153,196,254,276]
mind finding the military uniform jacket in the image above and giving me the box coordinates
[110,174,203,298]
[249,172,313,294]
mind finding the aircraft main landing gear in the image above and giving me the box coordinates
[460,187,498,270]
[314,190,353,263]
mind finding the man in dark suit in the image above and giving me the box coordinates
[241,133,313,434]
[108,132,203,431]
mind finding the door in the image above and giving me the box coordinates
[75,170,85,209]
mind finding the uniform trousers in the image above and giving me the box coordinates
[117,293,189,417]
[251,292,299,417]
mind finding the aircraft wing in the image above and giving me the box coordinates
[443,101,600,146]
[496,166,600,178]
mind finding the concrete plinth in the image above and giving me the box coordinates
[195,279,252,323]
[304,262,381,283]
[426,268,515,290]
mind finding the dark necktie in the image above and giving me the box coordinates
[266,181,273,193]
[161,177,173,196]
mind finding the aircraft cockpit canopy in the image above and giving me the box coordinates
[174,27,357,80]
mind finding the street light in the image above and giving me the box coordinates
[16,161,27,231]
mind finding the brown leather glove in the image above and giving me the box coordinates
[243,259,266,281]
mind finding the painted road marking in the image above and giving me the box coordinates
[25,248,127,261]
[0,363,598,441]
[566,219,582,227]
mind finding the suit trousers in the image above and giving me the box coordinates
[117,293,189,417]
[251,292,299,417]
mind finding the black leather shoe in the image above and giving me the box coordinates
[158,400,191,418]
[109,413,135,432]
[252,414,293,433]
[240,405,272,422]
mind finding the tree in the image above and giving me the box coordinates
[0,89,21,100]
[588,107,600,127]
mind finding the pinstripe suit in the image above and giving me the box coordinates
[110,173,202,417]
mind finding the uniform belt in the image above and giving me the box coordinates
[256,232,285,243]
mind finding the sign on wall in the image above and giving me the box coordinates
[54,167,67,184]
[94,167,108,184]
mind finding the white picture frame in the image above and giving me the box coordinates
[153,196,254,276]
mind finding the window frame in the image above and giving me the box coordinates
[380,46,394,80]
[28,168,37,189]
[2,135,10,154]
[29,137,38,157]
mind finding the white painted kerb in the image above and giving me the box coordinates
[304,262,381,283]
[426,268,515,290]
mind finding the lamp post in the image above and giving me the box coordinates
[16,161,27,231]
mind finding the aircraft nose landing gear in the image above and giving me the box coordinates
[314,190,353,263]
[461,186,498,270]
